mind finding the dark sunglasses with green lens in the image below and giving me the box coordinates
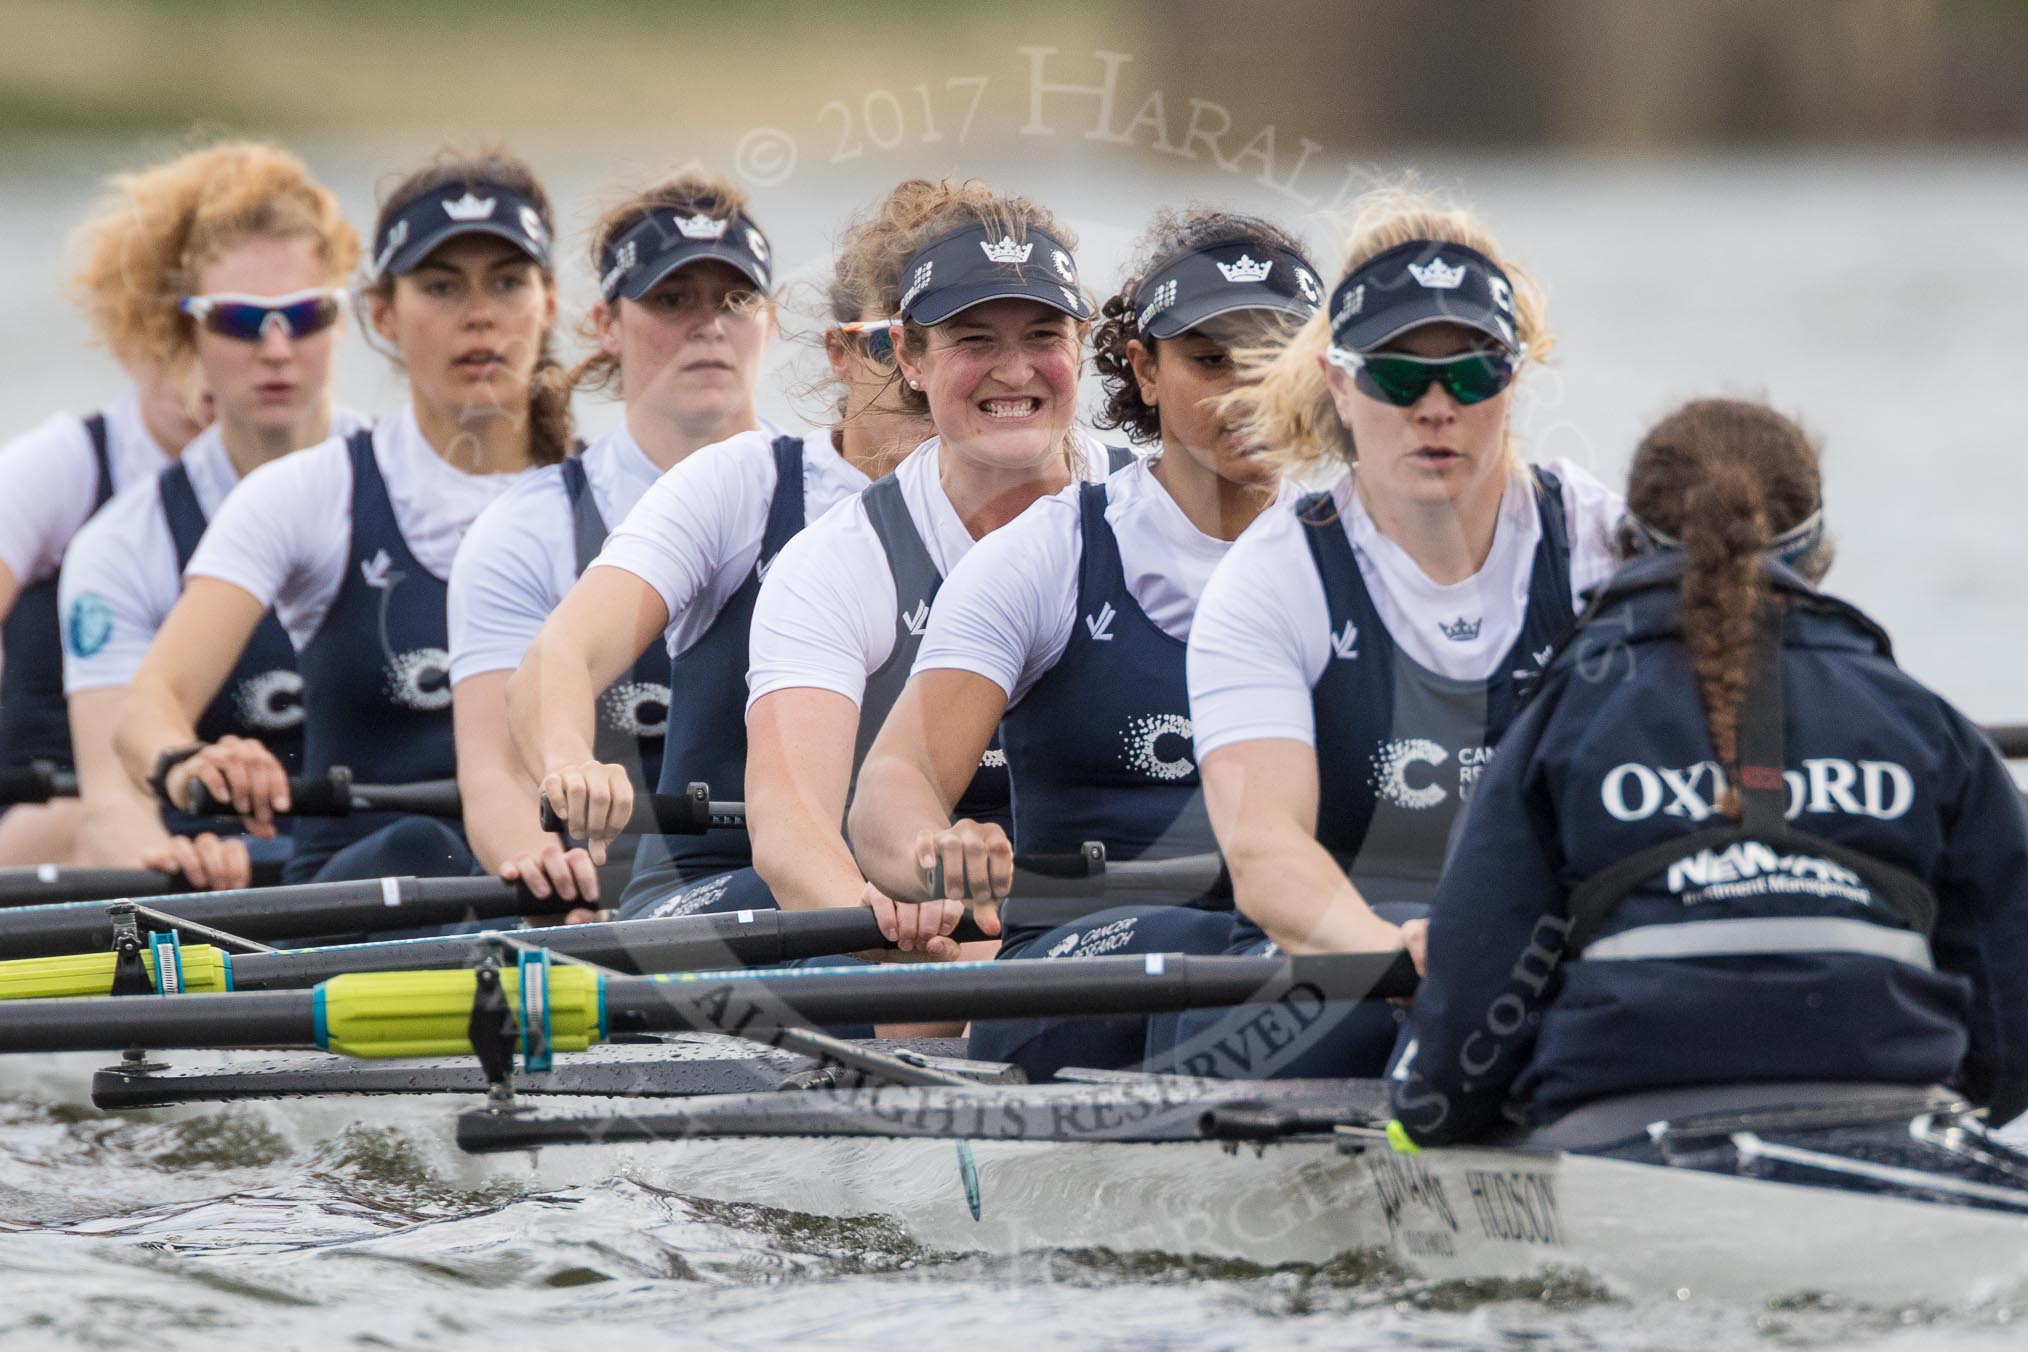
[1328,344,1523,407]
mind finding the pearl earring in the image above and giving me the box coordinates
[909,379,921,390]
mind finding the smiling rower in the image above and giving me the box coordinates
[850,210,1319,1077]
[116,147,566,891]
[741,186,1128,958]
[58,144,366,891]
[451,170,777,914]
[1176,190,1623,1078]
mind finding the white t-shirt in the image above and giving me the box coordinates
[1188,459,1623,759]
[58,409,370,692]
[447,422,668,686]
[187,403,540,649]
[746,433,1121,712]
[0,390,174,590]
[915,453,1297,705]
[590,425,866,662]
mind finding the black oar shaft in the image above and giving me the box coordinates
[0,875,561,958]
[603,950,1416,1034]
[0,762,77,807]
[0,990,318,1053]
[0,861,289,908]
[0,950,1415,1056]
[228,907,994,990]
[1988,724,2028,759]
[182,771,463,820]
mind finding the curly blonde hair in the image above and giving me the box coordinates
[1223,185,1554,479]
[66,141,358,373]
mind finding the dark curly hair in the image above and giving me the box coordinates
[1092,209,1311,446]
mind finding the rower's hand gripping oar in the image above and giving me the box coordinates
[537,782,746,840]
[179,767,464,821]
[926,841,1230,928]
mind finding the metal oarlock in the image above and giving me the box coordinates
[106,903,152,998]
[465,948,519,1109]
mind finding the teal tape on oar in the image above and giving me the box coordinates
[519,948,553,1073]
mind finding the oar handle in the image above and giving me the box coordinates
[538,783,747,838]
[927,843,1228,908]
[1986,724,2028,759]
[180,769,463,820]
[0,761,78,807]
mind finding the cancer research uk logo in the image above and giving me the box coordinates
[1370,737,1494,811]
[64,592,113,659]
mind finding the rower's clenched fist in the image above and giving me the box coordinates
[140,831,252,891]
[914,817,1013,915]
[862,881,969,960]
[498,839,605,926]
[166,735,291,838]
[539,759,633,864]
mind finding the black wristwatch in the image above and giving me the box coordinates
[146,744,207,807]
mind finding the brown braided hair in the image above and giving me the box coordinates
[1092,208,1310,445]
[362,146,573,466]
[1624,399,1830,813]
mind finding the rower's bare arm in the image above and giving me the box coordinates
[114,578,279,827]
[0,558,18,626]
[67,685,176,868]
[453,671,599,912]
[1200,737,1399,955]
[508,564,669,775]
[507,565,667,841]
[746,686,871,910]
[849,669,1009,904]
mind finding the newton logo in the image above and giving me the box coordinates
[65,592,113,659]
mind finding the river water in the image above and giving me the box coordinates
[2,138,2025,1348]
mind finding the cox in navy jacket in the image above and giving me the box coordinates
[1390,554,2028,1145]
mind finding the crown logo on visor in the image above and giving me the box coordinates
[442,192,498,221]
[1408,257,1466,289]
[1216,254,1274,284]
[675,213,729,240]
[1438,615,1483,641]
[980,236,1033,265]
